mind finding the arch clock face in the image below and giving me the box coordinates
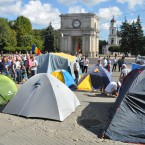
[72,19,81,28]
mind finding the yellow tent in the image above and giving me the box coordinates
[52,52,76,63]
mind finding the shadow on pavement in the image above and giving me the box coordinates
[77,101,114,137]
[83,93,117,98]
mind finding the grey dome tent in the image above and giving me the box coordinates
[3,73,80,121]
[35,53,72,75]
[104,66,145,143]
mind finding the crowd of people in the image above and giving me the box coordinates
[0,53,38,84]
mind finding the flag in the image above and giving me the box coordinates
[31,45,35,52]
[35,47,38,54]
[38,49,41,55]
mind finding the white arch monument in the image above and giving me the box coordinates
[60,13,99,57]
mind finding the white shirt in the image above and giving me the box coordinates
[113,58,118,64]
[105,82,117,93]
[31,60,38,70]
[74,62,79,71]
[121,68,131,78]
[84,59,89,66]
[15,61,21,69]
[103,59,107,67]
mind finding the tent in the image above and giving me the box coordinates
[3,73,80,121]
[0,75,18,105]
[51,69,75,87]
[104,66,145,143]
[77,66,113,91]
[53,52,78,78]
[35,53,72,75]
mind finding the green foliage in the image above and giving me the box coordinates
[99,40,107,54]
[3,47,15,53]
[108,46,120,52]
[0,16,61,53]
[31,29,43,50]
[43,23,56,52]
[14,16,32,47]
[120,16,144,55]
[0,18,17,50]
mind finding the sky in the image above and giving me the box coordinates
[0,0,145,40]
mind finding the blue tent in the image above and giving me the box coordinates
[52,69,75,87]
[77,66,113,91]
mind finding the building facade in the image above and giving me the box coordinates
[59,13,99,57]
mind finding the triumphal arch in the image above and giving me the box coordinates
[60,13,99,57]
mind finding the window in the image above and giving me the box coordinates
[111,38,114,44]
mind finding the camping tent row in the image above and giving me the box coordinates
[3,73,80,121]
[103,66,145,144]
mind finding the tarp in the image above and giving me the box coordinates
[132,63,142,70]
[104,66,145,143]
[53,52,76,63]
[77,66,113,91]
[0,75,18,105]
[35,53,71,75]
[3,73,80,121]
[51,69,75,87]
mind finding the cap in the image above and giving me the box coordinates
[122,64,127,67]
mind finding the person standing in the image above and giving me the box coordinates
[120,64,131,82]
[83,56,89,73]
[118,58,122,72]
[79,57,84,73]
[0,56,8,75]
[112,57,118,72]
[103,57,107,68]
[25,55,32,79]
[31,55,38,77]
[96,59,102,67]
[73,60,79,84]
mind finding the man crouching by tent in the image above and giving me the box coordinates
[105,81,121,97]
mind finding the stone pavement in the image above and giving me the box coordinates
[0,58,134,145]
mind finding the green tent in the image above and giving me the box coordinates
[0,75,18,105]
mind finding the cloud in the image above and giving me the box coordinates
[68,6,87,13]
[20,0,61,29]
[0,0,61,29]
[57,0,109,6]
[100,22,110,30]
[0,0,21,15]
[116,0,145,9]
[128,18,137,23]
[97,6,122,20]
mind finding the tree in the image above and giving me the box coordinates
[133,16,144,55]
[120,18,131,54]
[14,16,32,47]
[120,16,144,55]
[43,23,56,52]
[99,40,107,54]
[0,18,17,51]
[31,29,43,50]
[108,46,120,53]
[54,30,60,52]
